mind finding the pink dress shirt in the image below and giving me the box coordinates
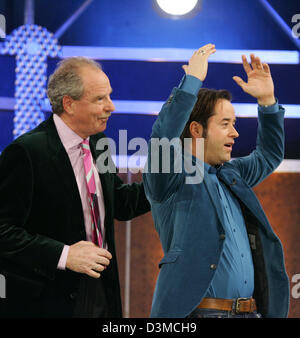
[53,114,106,270]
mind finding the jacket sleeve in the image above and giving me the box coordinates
[143,87,198,203]
[113,173,150,221]
[227,103,285,188]
[91,132,150,222]
[0,143,64,280]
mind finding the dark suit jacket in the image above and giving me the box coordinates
[0,115,150,317]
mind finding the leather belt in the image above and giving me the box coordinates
[197,297,257,314]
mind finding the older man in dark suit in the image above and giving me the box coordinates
[0,57,150,317]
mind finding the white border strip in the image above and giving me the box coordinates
[112,155,300,173]
[61,46,299,64]
[275,160,300,173]
[114,101,300,118]
[232,103,300,118]
[113,100,162,115]
[0,97,299,118]
[0,97,14,110]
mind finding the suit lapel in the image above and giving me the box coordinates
[203,171,226,228]
[44,115,85,230]
[217,167,269,228]
[190,156,226,228]
[89,134,111,208]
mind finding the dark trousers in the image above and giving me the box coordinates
[72,275,108,318]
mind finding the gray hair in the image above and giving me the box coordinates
[47,57,102,115]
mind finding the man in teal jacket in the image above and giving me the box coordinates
[143,44,289,318]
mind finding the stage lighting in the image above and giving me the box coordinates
[155,0,199,16]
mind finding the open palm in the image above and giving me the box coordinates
[233,54,275,105]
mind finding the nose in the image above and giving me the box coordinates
[105,96,115,114]
[230,125,239,138]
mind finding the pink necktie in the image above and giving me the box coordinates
[81,139,103,247]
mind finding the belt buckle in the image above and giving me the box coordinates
[234,297,249,314]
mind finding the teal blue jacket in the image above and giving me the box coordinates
[143,86,289,318]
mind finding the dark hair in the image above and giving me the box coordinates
[180,88,232,140]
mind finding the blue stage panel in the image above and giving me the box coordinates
[102,113,300,160]
[0,110,13,152]
[47,57,300,104]
[0,55,15,97]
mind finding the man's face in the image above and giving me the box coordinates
[204,99,239,166]
[68,66,115,139]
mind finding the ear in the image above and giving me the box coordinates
[62,95,75,115]
[189,121,204,139]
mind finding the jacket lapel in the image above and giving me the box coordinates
[217,167,269,228]
[89,134,111,207]
[44,115,85,229]
[190,156,226,228]
[203,172,226,228]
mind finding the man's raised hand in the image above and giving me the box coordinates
[182,44,216,82]
[233,54,276,106]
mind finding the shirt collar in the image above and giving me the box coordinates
[53,114,89,151]
[191,154,221,174]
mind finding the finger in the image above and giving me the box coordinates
[196,44,215,55]
[87,269,101,278]
[204,43,216,50]
[255,56,263,70]
[96,256,110,266]
[197,44,215,52]
[232,76,247,89]
[182,65,188,73]
[251,55,262,70]
[250,54,258,70]
[263,63,271,74]
[205,48,216,57]
[96,248,112,260]
[241,55,252,74]
[204,45,216,54]
[197,47,216,58]
[92,263,105,272]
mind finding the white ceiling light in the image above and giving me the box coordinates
[155,0,199,16]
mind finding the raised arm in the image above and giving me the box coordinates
[229,54,285,187]
[143,45,216,202]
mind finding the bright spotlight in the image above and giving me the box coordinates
[155,0,199,16]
